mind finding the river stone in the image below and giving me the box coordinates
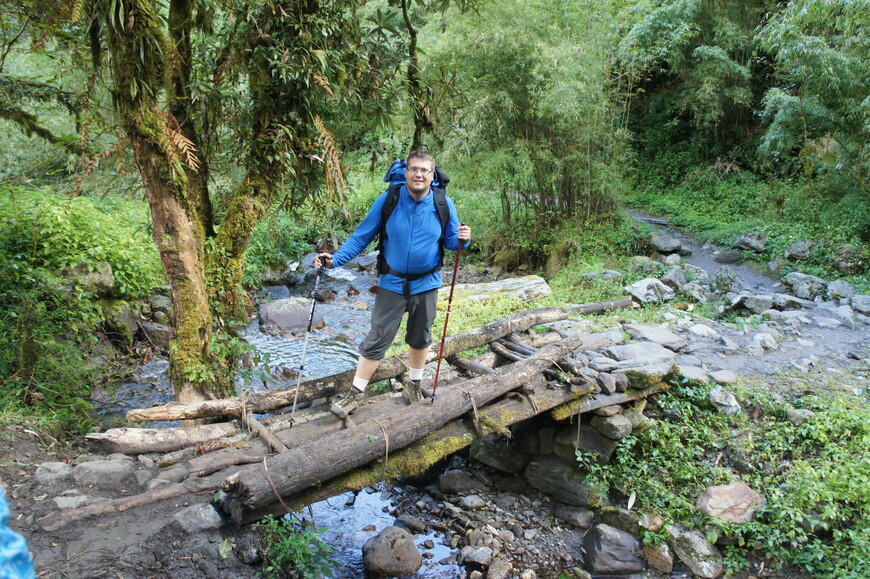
[486,556,513,579]
[624,324,687,351]
[679,365,709,384]
[362,526,422,577]
[583,524,646,575]
[64,261,116,296]
[524,456,607,507]
[709,370,737,384]
[35,462,73,484]
[603,342,675,363]
[259,297,325,332]
[709,386,741,415]
[851,294,870,315]
[663,253,682,265]
[173,503,225,533]
[100,299,139,344]
[783,272,828,300]
[713,266,744,293]
[827,279,855,302]
[731,232,767,252]
[448,275,552,304]
[554,506,595,529]
[73,460,136,490]
[661,266,688,290]
[681,282,711,303]
[460,495,486,510]
[148,294,173,314]
[786,408,816,426]
[459,545,493,567]
[260,285,290,301]
[470,434,529,473]
[744,295,775,314]
[668,525,724,578]
[624,278,675,303]
[590,415,633,440]
[394,514,427,534]
[785,240,812,260]
[439,469,489,494]
[770,293,813,310]
[599,507,641,535]
[140,322,173,352]
[356,253,379,270]
[553,425,619,467]
[643,541,675,573]
[650,231,682,254]
[349,274,378,295]
[697,482,765,524]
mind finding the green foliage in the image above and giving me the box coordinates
[243,213,312,288]
[580,368,870,578]
[0,186,163,433]
[255,515,336,579]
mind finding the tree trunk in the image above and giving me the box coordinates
[221,334,585,513]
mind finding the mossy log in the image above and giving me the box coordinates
[220,334,587,519]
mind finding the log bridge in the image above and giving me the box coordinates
[45,298,673,531]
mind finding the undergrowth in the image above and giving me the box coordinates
[255,515,336,579]
[580,366,870,578]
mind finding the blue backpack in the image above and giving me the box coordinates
[376,159,451,281]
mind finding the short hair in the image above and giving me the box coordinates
[406,150,435,167]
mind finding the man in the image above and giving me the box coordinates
[315,151,471,418]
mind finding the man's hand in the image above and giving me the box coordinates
[314,252,333,269]
[458,224,472,242]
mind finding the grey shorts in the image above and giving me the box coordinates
[359,288,439,360]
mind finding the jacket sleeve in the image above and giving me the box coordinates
[331,193,387,268]
[442,196,470,252]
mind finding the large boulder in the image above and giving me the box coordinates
[470,434,529,473]
[624,325,688,352]
[583,524,646,575]
[362,526,422,577]
[731,232,767,252]
[713,266,744,294]
[524,456,607,507]
[624,278,675,303]
[63,261,116,296]
[100,299,139,344]
[259,297,325,332]
[696,482,765,524]
[784,240,813,260]
[668,525,723,578]
[782,272,828,300]
[650,232,682,254]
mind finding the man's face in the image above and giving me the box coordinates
[405,159,435,197]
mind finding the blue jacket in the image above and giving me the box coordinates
[1,487,35,579]
[332,185,469,296]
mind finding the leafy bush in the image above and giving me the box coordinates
[243,212,313,288]
[255,515,336,579]
[0,186,163,433]
[580,368,870,578]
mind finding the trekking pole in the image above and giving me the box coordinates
[431,228,464,403]
[290,266,324,424]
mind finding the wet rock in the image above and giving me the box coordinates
[524,456,607,508]
[259,297,325,332]
[731,232,767,252]
[624,278,675,303]
[64,261,115,296]
[590,415,633,440]
[553,424,619,466]
[786,408,815,426]
[713,266,744,293]
[624,325,687,351]
[599,507,641,534]
[259,267,292,286]
[362,526,423,577]
[73,459,136,490]
[785,240,813,260]
[643,541,674,573]
[471,434,529,473]
[668,525,723,578]
[697,482,765,524]
[554,506,595,529]
[35,462,73,484]
[394,514,427,534]
[148,294,173,315]
[440,469,489,494]
[140,321,173,352]
[260,286,290,301]
[639,513,665,532]
[174,503,225,532]
[709,386,741,415]
[486,556,513,579]
[460,545,494,567]
[356,253,379,271]
[349,274,378,295]
[650,232,682,254]
[583,524,646,575]
[782,272,828,300]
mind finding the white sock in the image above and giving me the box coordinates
[352,376,368,391]
[409,368,424,381]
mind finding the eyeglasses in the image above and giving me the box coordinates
[406,167,433,176]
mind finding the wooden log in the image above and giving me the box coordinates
[490,341,527,362]
[565,297,634,315]
[220,334,587,517]
[126,306,572,423]
[85,422,240,454]
[241,407,287,453]
[449,355,496,375]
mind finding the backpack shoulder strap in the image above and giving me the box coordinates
[376,183,403,274]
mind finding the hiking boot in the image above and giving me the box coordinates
[331,388,365,418]
[402,380,423,404]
